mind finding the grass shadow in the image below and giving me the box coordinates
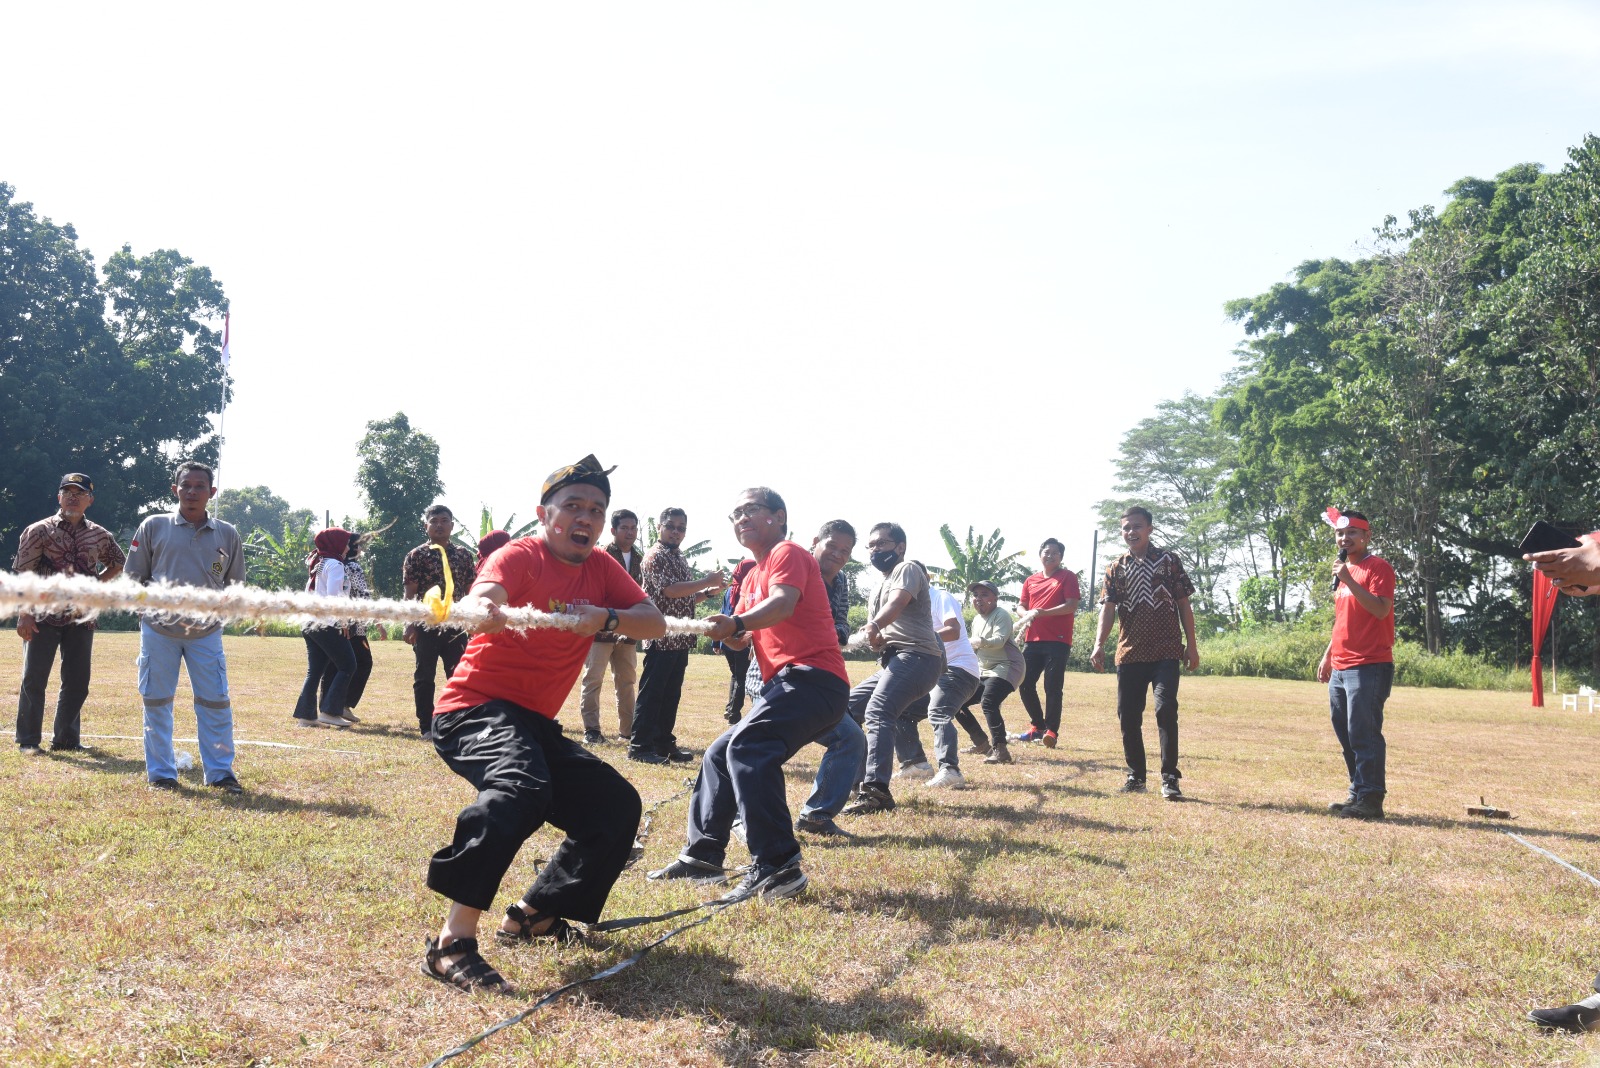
[820,884,1120,938]
[1231,800,1600,844]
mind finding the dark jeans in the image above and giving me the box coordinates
[723,646,751,720]
[428,699,641,921]
[1117,658,1180,781]
[1018,641,1070,732]
[16,621,94,749]
[320,632,372,709]
[954,675,1015,748]
[1330,662,1391,801]
[631,647,690,755]
[414,627,469,732]
[684,665,848,871]
[294,627,356,721]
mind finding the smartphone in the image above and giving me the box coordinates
[1518,521,1582,556]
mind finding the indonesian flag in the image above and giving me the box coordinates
[221,313,231,370]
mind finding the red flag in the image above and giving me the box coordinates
[1531,573,1559,706]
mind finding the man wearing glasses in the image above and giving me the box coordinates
[648,488,850,902]
[11,473,126,754]
[627,507,725,764]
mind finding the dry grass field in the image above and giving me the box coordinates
[4,632,1600,1067]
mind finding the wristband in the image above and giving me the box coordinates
[731,615,746,637]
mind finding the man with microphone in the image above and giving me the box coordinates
[1316,509,1395,821]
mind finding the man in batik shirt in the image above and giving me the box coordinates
[403,504,477,739]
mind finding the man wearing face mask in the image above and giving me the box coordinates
[838,523,944,817]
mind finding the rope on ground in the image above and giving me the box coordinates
[0,572,716,637]
[1506,832,1600,890]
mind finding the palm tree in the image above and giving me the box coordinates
[928,524,1033,606]
[459,506,539,552]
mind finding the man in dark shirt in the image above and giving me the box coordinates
[403,504,477,739]
[11,473,126,754]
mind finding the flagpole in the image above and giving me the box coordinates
[218,312,231,482]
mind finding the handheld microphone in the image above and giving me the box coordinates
[1330,549,1347,593]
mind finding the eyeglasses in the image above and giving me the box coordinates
[661,524,687,534]
[727,504,770,523]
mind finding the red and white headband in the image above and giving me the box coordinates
[1322,506,1369,532]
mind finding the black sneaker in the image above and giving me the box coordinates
[646,855,729,884]
[720,860,808,903]
[583,729,605,745]
[840,782,895,816]
[1328,790,1358,814]
[1160,776,1183,801]
[795,815,855,839]
[148,777,180,791]
[628,749,669,765]
[50,743,87,753]
[210,775,244,795]
[1338,795,1385,820]
[663,746,696,764]
[1529,1002,1600,1032]
[1119,775,1147,793]
[723,710,742,726]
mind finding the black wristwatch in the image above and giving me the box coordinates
[731,615,746,637]
[602,608,620,634]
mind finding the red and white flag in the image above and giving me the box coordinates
[220,313,232,370]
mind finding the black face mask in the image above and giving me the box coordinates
[870,549,899,574]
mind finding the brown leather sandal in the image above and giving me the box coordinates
[497,902,582,946]
[421,936,510,993]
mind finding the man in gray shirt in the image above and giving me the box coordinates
[124,460,246,793]
[840,522,943,817]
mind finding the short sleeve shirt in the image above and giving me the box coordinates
[739,541,849,684]
[1100,546,1195,664]
[869,561,943,659]
[402,542,477,602]
[125,512,246,637]
[435,538,649,718]
[1020,569,1080,644]
[641,543,701,652]
[930,586,982,676]
[1331,554,1396,669]
[11,514,126,626]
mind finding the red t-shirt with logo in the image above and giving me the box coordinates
[1020,569,1081,644]
[1330,553,1396,669]
[738,541,849,685]
[435,537,649,718]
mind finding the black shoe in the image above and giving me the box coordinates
[1529,1002,1600,1032]
[148,777,180,791]
[720,860,807,903]
[646,855,729,884]
[19,745,44,756]
[1120,775,1147,793]
[583,729,604,745]
[50,743,87,753]
[1328,791,1358,814]
[795,815,855,839]
[628,749,669,765]
[1338,795,1385,820]
[663,746,696,764]
[723,711,742,726]
[840,782,895,816]
[1160,776,1183,801]
[210,775,244,795]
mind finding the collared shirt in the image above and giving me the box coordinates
[124,511,246,637]
[596,542,645,644]
[11,513,127,626]
[402,541,477,603]
[1100,545,1195,663]
[641,542,699,652]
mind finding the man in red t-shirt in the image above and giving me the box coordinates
[421,455,666,994]
[1316,510,1395,822]
[1013,537,1080,748]
[648,487,850,904]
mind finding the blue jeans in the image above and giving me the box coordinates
[856,650,943,788]
[683,665,849,870]
[294,626,356,721]
[137,622,235,784]
[1330,662,1391,801]
[895,665,980,771]
[799,712,867,821]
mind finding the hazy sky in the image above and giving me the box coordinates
[6,1,1600,574]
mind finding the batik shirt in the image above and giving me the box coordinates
[1100,546,1196,664]
[641,543,700,652]
[402,542,477,602]
[12,514,126,626]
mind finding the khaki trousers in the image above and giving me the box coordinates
[579,639,637,735]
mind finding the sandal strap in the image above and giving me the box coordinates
[501,903,581,945]
[424,937,506,991]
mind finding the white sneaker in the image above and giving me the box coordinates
[332,711,358,726]
[297,718,327,729]
[926,767,966,790]
[893,761,935,782]
[315,711,350,729]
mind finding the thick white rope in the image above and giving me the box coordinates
[0,572,717,637]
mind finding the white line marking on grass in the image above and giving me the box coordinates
[7,731,363,756]
[1507,832,1600,890]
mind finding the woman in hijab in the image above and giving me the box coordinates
[294,527,359,728]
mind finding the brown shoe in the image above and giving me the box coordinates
[983,743,1013,765]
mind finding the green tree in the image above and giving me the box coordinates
[459,506,540,553]
[0,184,227,556]
[928,525,1032,605]
[354,413,444,598]
[214,486,315,544]
[242,520,318,591]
